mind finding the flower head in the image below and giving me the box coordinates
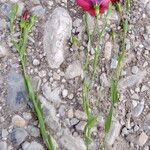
[22,10,30,21]
[76,0,110,16]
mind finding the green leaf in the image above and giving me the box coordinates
[71,34,78,48]
[123,19,129,34]
[92,46,100,79]
[111,79,118,105]
[105,106,113,134]
[10,4,18,33]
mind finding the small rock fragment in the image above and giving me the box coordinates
[132,101,144,117]
[10,128,28,146]
[100,73,110,87]
[0,45,7,58]
[24,141,44,150]
[12,115,26,127]
[0,141,7,150]
[62,89,68,98]
[110,58,118,69]
[119,70,147,89]
[7,70,27,111]
[104,41,112,60]
[74,110,86,120]
[43,7,72,68]
[131,66,139,74]
[65,60,83,79]
[106,120,121,145]
[60,134,86,150]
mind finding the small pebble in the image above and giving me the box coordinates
[12,115,26,127]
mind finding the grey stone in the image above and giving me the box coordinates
[2,129,8,139]
[119,70,147,89]
[0,141,7,150]
[27,125,40,137]
[73,18,82,27]
[33,59,40,66]
[58,105,66,117]
[0,3,11,17]
[62,89,68,98]
[60,134,86,150]
[9,128,28,146]
[110,58,118,69]
[106,120,121,145]
[65,60,83,79]
[74,110,86,120]
[132,101,145,117]
[146,2,150,17]
[100,73,110,87]
[131,66,139,74]
[7,70,27,111]
[75,121,86,131]
[32,76,41,91]
[109,10,119,21]
[31,6,45,17]
[141,85,149,92]
[24,141,44,150]
[0,19,6,30]
[43,7,72,68]
[104,41,112,60]
[42,83,61,106]
[39,96,61,132]
[70,118,79,126]
[0,45,7,58]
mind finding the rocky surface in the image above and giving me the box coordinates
[0,0,149,149]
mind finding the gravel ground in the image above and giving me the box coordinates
[0,0,150,150]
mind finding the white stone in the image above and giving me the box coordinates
[106,120,122,145]
[10,0,19,3]
[138,132,148,146]
[60,134,86,150]
[42,83,61,106]
[65,60,83,79]
[104,41,112,60]
[12,115,26,127]
[119,70,147,89]
[0,141,7,150]
[132,101,145,117]
[131,66,139,74]
[25,141,44,150]
[0,45,7,58]
[43,7,72,68]
[62,89,68,98]
[33,59,40,66]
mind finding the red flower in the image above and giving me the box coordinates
[76,0,110,16]
[22,10,30,21]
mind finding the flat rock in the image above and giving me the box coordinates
[24,141,44,150]
[100,73,110,87]
[119,70,147,90]
[12,115,26,127]
[65,60,83,79]
[106,120,122,146]
[60,134,86,150]
[43,7,72,68]
[42,83,61,106]
[9,128,28,146]
[0,45,7,58]
[132,101,145,117]
[39,96,61,132]
[0,141,7,150]
[7,70,27,111]
[104,41,112,60]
